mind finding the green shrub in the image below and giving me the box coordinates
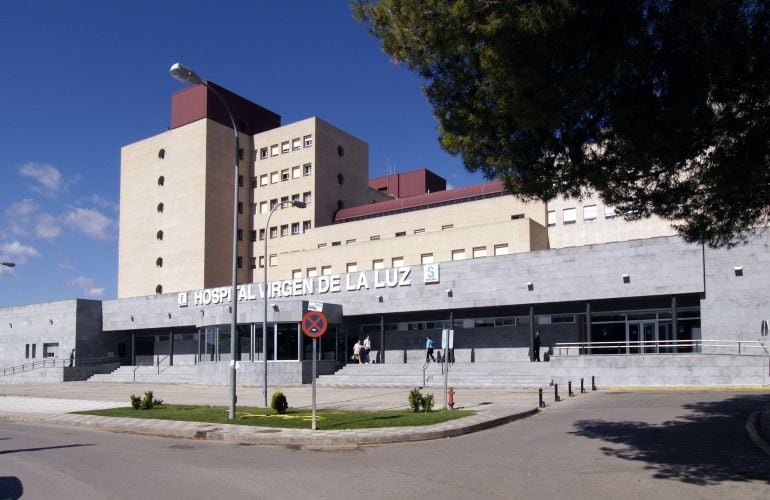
[409,388,423,412]
[130,394,141,410]
[422,393,434,412]
[271,391,288,413]
[141,390,154,410]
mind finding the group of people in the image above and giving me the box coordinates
[352,336,372,363]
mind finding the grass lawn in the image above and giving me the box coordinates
[76,405,474,430]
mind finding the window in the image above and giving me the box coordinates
[158,149,165,159]
[291,222,300,235]
[563,207,577,225]
[156,257,163,268]
[270,226,277,238]
[442,224,454,230]
[259,229,265,241]
[25,344,29,359]
[372,259,384,270]
[346,262,358,273]
[583,204,597,222]
[292,166,301,178]
[237,202,243,214]
[321,265,332,275]
[250,257,257,269]
[281,169,289,181]
[157,176,165,186]
[270,199,278,210]
[281,196,289,205]
[260,147,268,159]
[303,220,311,232]
[155,285,163,294]
[303,191,312,203]
[270,144,279,156]
[281,141,290,154]
[250,203,257,215]
[259,256,265,268]
[414,228,425,234]
[303,163,312,176]
[370,235,380,241]
[346,239,356,244]
[280,225,288,237]
[156,230,163,241]
[237,256,243,268]
[494,244,509,256]
[303,135,313,148]
[392,257,404,267]
[395,231,406,237]
[511,213,524,220]
[250,177,257,189]
[292,269,302,279]
[237,229,243,241]
[157,202,164,213]
[259,201,268,214]
[250,230,257,242]
[307,267,317,277]
[238,149,244,161]
[473,247,487,258]
[318,243,327,248]
[452,249,466,261]
[260,174,268,186]
[338,145,345,157]
[421,253,434,264]
[270,171,279,184]
[331,241,341,246]
[605,205,618,219]
[292,138,301,151]
[337,173,344,185]
[547,210,556,227]
[269,254,277,267]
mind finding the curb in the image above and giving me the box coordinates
[0,407,540,446]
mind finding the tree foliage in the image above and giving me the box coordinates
[353,0,770,246]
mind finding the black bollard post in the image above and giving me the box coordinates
[554,383,561,402]
[568,380,574,397]
[592,375,597,391]
[538,388,545,408]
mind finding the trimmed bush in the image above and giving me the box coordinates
[409,388,423,412]
[422,393,434,413]
[130,394,141,410]
[271,391,288,413]
[141,390,155,410]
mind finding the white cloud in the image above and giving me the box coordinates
[58,257,74,270]
[86,194,119,212]
[67,276,105,297]
[18,163,63,196]
[63,208,115,240]
[35,213,62,240]
[0,240,41,264]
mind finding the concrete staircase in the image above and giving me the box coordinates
[316,361,553,388]
[87,365,198,384]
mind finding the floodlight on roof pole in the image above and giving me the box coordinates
[169,62,240,420]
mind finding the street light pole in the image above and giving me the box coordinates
[263,199,306,408]
[170,63,241,420]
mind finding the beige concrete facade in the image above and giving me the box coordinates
[118,111,677,299]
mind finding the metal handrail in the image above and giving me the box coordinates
[1,356,121,376]
[554,339,769,356]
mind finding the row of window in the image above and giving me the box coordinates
[276,244,511,277]
[547,204,617,227]
[253,192,312,215]
[255,163,313,188]
[259,135,313,159]
[359,314,576,334]
[315,224,456,248]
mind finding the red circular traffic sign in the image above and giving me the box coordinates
[302,311,328,338]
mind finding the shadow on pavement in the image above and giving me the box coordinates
[570,393,770,486]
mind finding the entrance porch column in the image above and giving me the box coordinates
[529,305,535,361]
[169,328,174,366]
[671,295,678,353]
[379,315,385,364]
[586,301,592,355]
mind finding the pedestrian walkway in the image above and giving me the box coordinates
[0,382,566,445]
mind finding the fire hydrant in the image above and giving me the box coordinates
[448,386,455,409]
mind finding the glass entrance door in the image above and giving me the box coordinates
[627,320,658,354]
[642,321,657,353]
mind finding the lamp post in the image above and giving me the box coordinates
[170,62,241,420]
[263,199,306,408]
[1,262,15,268]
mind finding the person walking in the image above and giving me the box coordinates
[352,339,363,364]
[69,348,75,367]
[425,336,436,362]
[363,335,372,363]
[533,331,542,362]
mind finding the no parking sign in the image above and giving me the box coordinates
[302,311,327,338]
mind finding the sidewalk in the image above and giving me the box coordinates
[0,382,565,446]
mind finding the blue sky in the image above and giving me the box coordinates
[0,1,484,307]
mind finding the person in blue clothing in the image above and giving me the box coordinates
[425,336,436,362]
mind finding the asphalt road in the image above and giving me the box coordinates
[1,390,768,499]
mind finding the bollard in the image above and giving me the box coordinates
[592,375,597,391]
[538,388,546,408]
[568,380,574,397]
[580,378,586,393]
[554,383,561,402]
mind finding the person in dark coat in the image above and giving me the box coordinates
[533,331,541,362]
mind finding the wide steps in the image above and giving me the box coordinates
[88,365,198,384]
